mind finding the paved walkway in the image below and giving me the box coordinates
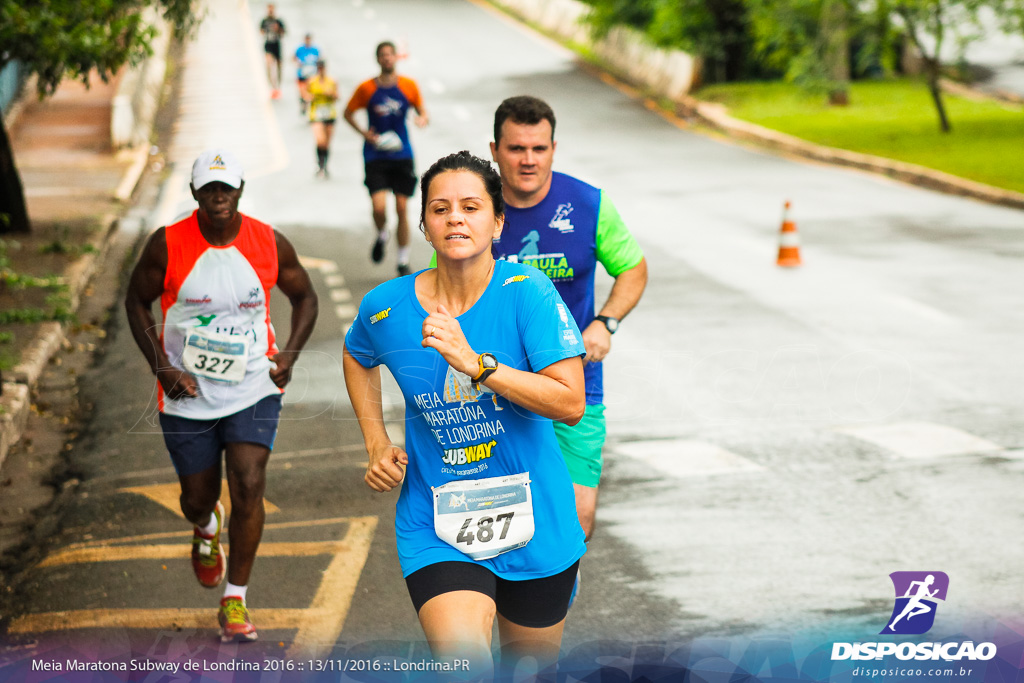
[157,0,286,226]
[1,70,142,469]
[10,71,139,224]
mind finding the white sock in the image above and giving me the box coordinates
[224,583,247,603]
[376,229,390,243]
[198,513,218,537]
[397,246,410,265]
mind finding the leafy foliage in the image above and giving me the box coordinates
[0,0,200,95]
[581,0,766,81]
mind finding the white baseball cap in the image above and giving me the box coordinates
[191,149,244,189]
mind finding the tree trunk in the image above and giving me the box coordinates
[822,0,850,105]
[925,61,951,133]
[0,107,31,234]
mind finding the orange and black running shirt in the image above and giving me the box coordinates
[159,211,281,419]
[344,76,422,162]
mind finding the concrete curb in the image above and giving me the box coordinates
[0,384,30,464]
[111,9,171,150]
[0,212,122,470]
[8,323,66,388]
[490,0,699,98]
[676,95,1024,211]
[0,8,169,472]
[490,0,1024,212]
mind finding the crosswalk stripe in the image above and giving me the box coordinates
[834,421,1003,458]
[614,440,762,478]
[10,516,378,661]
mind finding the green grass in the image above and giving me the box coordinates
[696,79,1024,194]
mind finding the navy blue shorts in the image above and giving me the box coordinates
[159,394,282,477]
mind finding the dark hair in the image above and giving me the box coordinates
[419,151,504,229]
[376,41,396,57]
[493,95,556,143]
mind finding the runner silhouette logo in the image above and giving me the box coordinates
[881,571,949,635]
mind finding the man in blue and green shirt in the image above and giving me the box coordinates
[490,95,648,543]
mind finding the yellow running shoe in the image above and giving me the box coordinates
[218,596,257,643]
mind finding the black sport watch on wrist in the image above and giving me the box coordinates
[472,353,499,386]
[595,315,619,334]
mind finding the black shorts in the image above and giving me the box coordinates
[264,42,281,60]
[364,158,416,197]
[405,560,580,628]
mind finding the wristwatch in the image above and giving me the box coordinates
[472,353,499,386]
[595,315,619,334]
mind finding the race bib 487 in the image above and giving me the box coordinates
[432,472,534,561]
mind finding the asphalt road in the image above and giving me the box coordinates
[3,0,1024,673]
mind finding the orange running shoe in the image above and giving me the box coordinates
[191,501,225,588]
[219,596,258,643]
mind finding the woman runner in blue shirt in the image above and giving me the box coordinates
[344,151,586,678]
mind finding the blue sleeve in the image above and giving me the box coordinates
[344,299,380,369]
[517,273,585,372]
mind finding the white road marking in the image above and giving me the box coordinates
[835,421,1003,458]
[428,79,446,94]
[299,255,353,332]
[385,421,406,447]
[884,294,959,325]
[452,105,471,121]
[615,440,763,478]
[299,256,337,273]
[335,304,357,319]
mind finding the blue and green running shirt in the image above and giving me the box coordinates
[494,172,644,406]
[344,260,587,579]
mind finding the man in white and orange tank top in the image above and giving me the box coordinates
[125,149,318,643]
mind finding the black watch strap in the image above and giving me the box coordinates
[595,315,619,334]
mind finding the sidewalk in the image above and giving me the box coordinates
[0,70,148,470]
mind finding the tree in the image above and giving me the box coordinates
[752,0,1024,129]
[747,0,870,104]
[0,0,200,234]
[582,0,767,83]
[885,0,1024,132]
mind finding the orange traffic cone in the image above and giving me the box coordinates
[776,200,802,267]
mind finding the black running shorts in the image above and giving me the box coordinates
[405,560,580,628]
[364,158,416,197]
